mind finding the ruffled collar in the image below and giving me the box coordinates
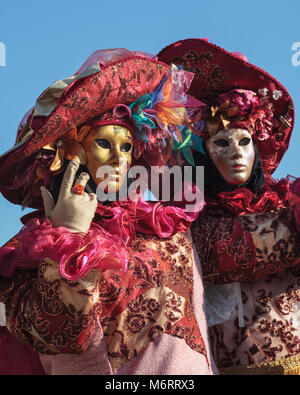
[204,177,290,216]
[21,197,199,244]
[0,197,199,282]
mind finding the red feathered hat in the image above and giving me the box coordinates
[0,49,172,208]
[157,38,294,176]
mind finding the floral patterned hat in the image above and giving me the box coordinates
[0,48,201,208]
[157,38,295,176]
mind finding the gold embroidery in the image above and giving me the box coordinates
[103,287,185,371]
[220,354,300,375]
[99,232,206,372]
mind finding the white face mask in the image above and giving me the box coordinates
[205,128,255,185]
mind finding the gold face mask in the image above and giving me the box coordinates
[82,124,133,193]
[205,128,255,185]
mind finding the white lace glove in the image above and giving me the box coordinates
[41,157,98,234]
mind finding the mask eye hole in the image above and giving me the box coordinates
[239,137,251,146]
[214,139,229,147]
[121,143,132,152]
[96,139,111,149]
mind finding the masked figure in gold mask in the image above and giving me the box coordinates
[158,39,300,375]
[0,49,218,375]
[82,124,133,192]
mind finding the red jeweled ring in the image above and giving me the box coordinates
[72,184,85,195]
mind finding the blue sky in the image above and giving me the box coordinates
[0,0,299,245]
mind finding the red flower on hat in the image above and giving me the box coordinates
[252,105,274,141]
[217,89,259,118]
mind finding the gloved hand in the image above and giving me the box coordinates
[41,157,98,234]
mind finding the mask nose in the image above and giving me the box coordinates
[108,148,130,174]
[230,142,242,160]
[109,145,122,165]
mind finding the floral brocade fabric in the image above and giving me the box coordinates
[191,207,300,284]
[191,206,300,373]
[209,268,300,373]
[100,233,207,370]
[0,232,207,372]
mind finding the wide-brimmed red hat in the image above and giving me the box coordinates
[157,38,294,176]
[0,49,174,208]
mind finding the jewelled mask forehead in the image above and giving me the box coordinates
[112,125,132,138]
